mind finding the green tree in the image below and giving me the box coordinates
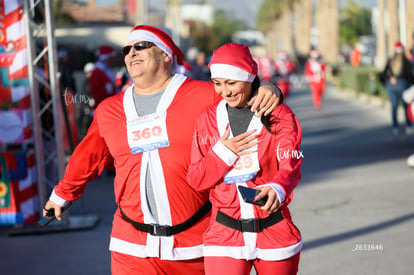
[53,0,75,25]
[256,0,302,51]
[339,0,372,46]
[187,20,217,54]
[190,10,248,54]
[256,0,284,31]
[212,10,248,48]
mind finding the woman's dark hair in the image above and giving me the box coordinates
[251,76,279,133]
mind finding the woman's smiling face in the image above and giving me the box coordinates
[213,78,252,108]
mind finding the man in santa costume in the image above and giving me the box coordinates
[304,48,326,109]
[42,25,280,274]
[89,45,117,111]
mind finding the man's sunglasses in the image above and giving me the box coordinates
[122,41,154,56]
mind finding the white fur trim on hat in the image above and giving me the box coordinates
[210,64,256,82]
[395,46,404,54]
[83,62,95,73]
[127,29,172,57]
[99,52,116,61]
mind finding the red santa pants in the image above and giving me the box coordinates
[309,81,325,109]
[111,251,204,275]
[204,252,300,275]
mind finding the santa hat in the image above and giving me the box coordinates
[96,45,116,61]
[83,62,95,73]
[394,41,404,53]
[208,43,258,82]
[126,25,184,65]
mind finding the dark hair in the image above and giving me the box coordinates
[251,76,278,134]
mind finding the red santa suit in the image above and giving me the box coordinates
[51,74,220,262]
[274,51,296,98]
[89,45,116,110]
[187,100,303,262]
[256,55,275,83]
[304,50,326,109]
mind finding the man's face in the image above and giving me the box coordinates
[123,40,169,79]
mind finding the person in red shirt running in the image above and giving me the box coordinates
[274,50,296,98]
[304,49,326,109]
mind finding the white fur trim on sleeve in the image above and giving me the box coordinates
[260,183,286,204]
[50,189,70,207]
[212,140,238,166]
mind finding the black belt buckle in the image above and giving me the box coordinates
[150,224,171,236]
[240,218,263,233]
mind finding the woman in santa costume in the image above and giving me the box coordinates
[188,43,303,275]
[304,48,326,109]
[274,50,296,98]
[42,25,280,275]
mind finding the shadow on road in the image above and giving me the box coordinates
[302,212,414,251]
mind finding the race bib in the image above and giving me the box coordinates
[224,149,260,184]
[127,112,169,154]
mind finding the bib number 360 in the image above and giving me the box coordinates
[127,112,170,154]
[132,126,162,141]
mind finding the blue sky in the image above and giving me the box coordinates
[91,0,377,27]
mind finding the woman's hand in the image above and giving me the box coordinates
[220,127,259,156]
[255,186,280,213]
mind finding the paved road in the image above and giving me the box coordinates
[1,82,413,275]
[286,84,414,275]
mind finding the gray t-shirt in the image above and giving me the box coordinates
[132,89,165,222]
[226,105,255,136]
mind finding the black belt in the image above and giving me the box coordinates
[216,209,283,233]
[119,201,211,236]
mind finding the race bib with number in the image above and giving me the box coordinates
[127,112,169,154]
[224,149,260,184]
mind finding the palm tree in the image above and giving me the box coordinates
[257,0,302,53]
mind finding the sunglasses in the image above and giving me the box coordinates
[122,41,154,56]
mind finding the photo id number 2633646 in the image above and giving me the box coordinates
[352,244,383,252]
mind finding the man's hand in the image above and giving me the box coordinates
[248,84,283,117]
[42,200,63,221]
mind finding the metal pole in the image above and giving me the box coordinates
[44,0,65,180]
[398,0,406,46]
[384,0,389,56]
[23,0,47,209]
[172,0,181,47]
